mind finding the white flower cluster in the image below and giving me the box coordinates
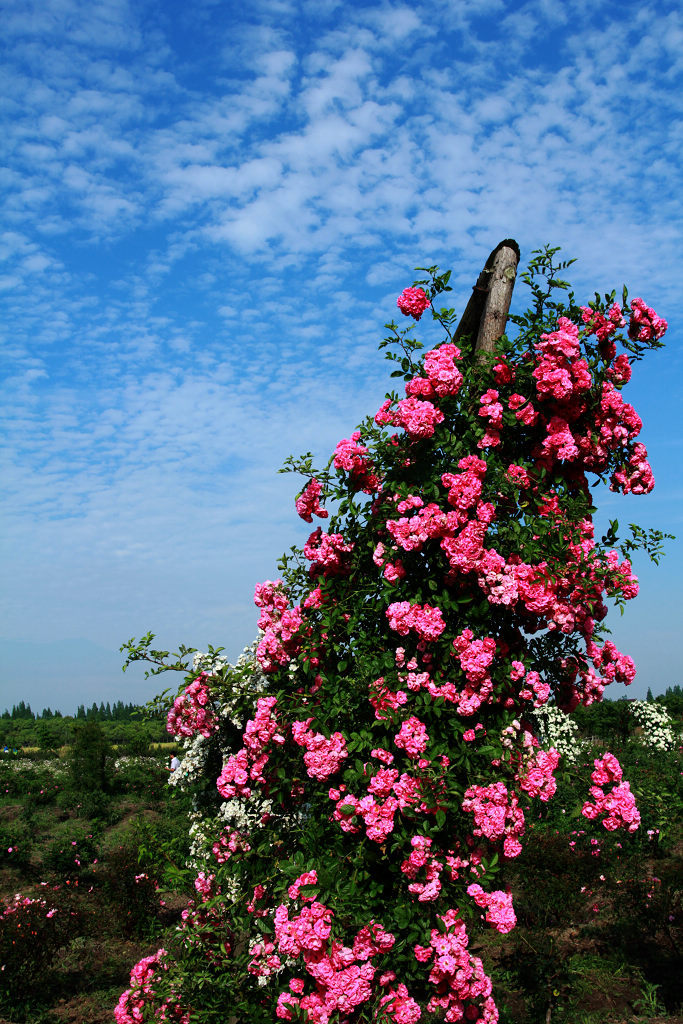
[192,643,270,729]
[170,642,306,908]
[167,734,211,788]
[534,704,583,762]
[187,811,217,866]
[628,700,677,751]
[218,793,276,834]
[113,754,162,771]
[192,650,229,675]
[1,757,69,779]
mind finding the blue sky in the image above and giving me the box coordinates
[1,0,681,714]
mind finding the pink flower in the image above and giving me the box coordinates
[423,343,463,396]
[395,716,429,758]
[166,675,217,739]
[518,749,560,802]
[397,286,431,320]
[288,870,318,901]
[334,432,380,493]
[291,722,349,780]
[629,298,667,342]
[295,478,329,522]
[304,528,354,577]
[386,601,445,642]
[467,884,517,933]
[376,396,445,440]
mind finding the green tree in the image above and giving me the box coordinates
[69,721,111,793]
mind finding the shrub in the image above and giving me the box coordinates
[0,890,74,1001]
[42,829,100,879]
[100,831,164,938]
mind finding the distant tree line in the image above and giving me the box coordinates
[2,699,147,722]
[0,700,169,751]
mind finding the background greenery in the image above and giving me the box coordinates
[0,710,680,1024]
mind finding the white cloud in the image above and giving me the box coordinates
[0,0,681,706]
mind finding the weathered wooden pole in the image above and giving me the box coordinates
[453,239,520,358]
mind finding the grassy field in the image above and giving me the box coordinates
[0,751,193,1024]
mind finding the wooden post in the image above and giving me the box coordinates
[454,239,520,358]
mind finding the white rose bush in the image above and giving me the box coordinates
[117,246,670,1024]
[628,700,678,752]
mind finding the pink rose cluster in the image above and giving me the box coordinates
[292,718,349,780]
[380,291,665,506]
[405,343,463,399]
[394,715,430,758]
[378,983,422,1024]
[477,388,504,448]
[166,674,217,739]
[628,297,667,343]
[304,527,354,578]
[274,876,396,1024]
[517,748,560,802]
[216,696,284,799]
[385,497,461,554]
[462,782,525,859]
[413,908,499,1023]
[451,629,497,716]
[368,449,642,710]
[295,478,329,522]
[329,752,431,844]
[400,834,445,903]
[212,829,251,864]
[610,441,654,495]
[334,432,381,493]
[581,753,640,832]
[376,396,445,440]
[386,601,446,642]
[368,676,408,720]
[580,301,624,360]
[467,884,516,934]
[397,286,431,320]
[254,580,305,672]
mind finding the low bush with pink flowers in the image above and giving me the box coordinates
[115,246,680,1024]
[0,889,74,1000]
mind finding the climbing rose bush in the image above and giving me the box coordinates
[122,247,668,1023]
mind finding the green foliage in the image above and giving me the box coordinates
[128,801,195,891]
[100,833,164,938]
[0,814,34,870]
[120,630,200,679]
[42,828,100,879]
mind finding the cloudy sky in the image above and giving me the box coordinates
[1,0,681,714]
